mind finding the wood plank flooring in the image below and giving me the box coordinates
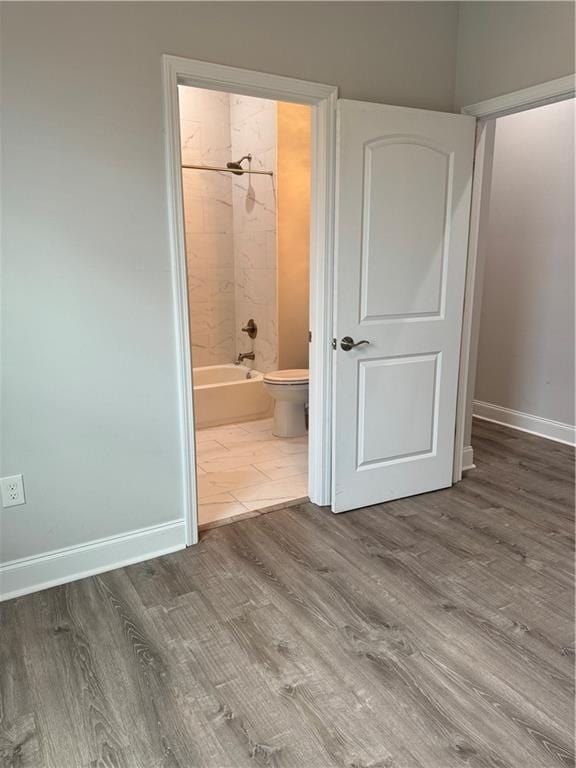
[1,420,574,767]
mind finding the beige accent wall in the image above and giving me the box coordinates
[277,103,312,371]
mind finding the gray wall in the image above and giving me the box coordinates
[1,1,574,564]
[0,2,460,562]
[455,2,575,108]
[475,100,575,426]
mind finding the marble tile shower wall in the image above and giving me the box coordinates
[179,87,235,367]
[179,88,278,373]
[230,95,278,374]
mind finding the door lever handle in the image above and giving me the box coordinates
[340,336,370,351]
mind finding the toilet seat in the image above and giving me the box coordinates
[263,369,309,385]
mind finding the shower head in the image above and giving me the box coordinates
[226,154,252,175]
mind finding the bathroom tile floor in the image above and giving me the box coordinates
[195,418,309,528]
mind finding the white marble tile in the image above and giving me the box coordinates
[183,196,204,234]
[191,338,235,368]
[195,444,233,465]
[189,300,235,335]
[229,94,270,124]
[263,147,277,178]
[230,108,276,157]
[200,123,231,167]
[180,119,202,164]
[230,474,308,505]
[276,440,309,456]
[202,170,233,199]
[200,425,277,446]
[194,415,308,526]
[233,232,267,270]
[183,170,231,202]
[198,465,269,497]
[189,332,211,363]
[181,87,236,370]
[233,180,276,234]
[253,453,309,481]
[181,168,207,198]
[265,230,277,269]
[198,453,264,474]
[202,197,233,235]
[238,496,308,513]
[235,268,276,306]
[198,493,246,525]
[187,270,235,303]
[194,431,227,447]
[198,423,250,441]
[192,231,232,264]
[179,86,229,122]
[207,325,236,346]
[204,438,289,462]
[239,418,274,433]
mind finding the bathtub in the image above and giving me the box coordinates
[192,364,273,430]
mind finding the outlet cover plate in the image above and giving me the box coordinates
[1,474,26,507]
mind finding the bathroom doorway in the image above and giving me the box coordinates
[178,86,312,529]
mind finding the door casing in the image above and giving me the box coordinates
[162,55,338,545]
[453,74,576,480]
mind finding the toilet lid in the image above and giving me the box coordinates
[264,368,309,384]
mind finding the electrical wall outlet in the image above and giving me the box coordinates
[1,474,26,508]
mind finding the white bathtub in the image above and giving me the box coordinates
[192,364,273,430]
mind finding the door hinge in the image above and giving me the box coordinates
[308,330,312,342]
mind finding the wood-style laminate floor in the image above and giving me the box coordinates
[1,420,574,768]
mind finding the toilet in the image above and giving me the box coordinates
[263,369,309,437]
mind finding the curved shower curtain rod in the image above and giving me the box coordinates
[181,153,273,177]
[181,163,274,176]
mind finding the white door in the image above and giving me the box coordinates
[332,100,475,513]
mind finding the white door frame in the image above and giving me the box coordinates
[161,55,338,545]
[453,74,576,480]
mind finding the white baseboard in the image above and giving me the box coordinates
[473,400,576,446]
[461,445,475,471]
[0,519,186,602]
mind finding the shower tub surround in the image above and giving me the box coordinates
[231,95,278,373]
[179,87,235,368]
[179,87,278,374]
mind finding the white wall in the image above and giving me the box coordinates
[0,2,460,568]
[455,2,575,108]
[474,100,575,429]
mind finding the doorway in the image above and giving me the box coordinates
[163,56,337,544]
[469,99,575,449]
[178,86,312,529]
[454,75,576,474]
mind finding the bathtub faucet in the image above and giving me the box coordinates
[235,351,255,364]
